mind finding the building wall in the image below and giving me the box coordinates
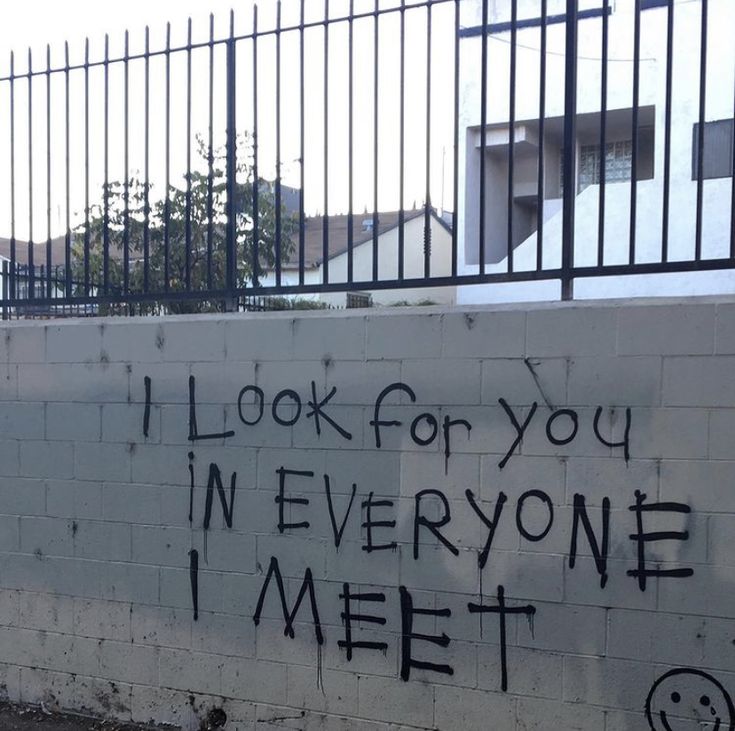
[457,0,735,302]
[0,298,733,729]
[317,215,456,307]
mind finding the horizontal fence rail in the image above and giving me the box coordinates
[0,0,734,315]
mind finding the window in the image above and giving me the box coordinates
[579,140,633,190]
[692,120,734,180]
[560,140,633,195]
[346,291,372,309]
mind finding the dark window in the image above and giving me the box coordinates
[692,119,734,180]
[346,292,372,309]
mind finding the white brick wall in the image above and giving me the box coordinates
[0,298,733,730]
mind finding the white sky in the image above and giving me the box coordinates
[0,0,458,240]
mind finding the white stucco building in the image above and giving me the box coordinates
[457,0,735,303]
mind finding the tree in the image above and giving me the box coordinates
[71,133,298,314]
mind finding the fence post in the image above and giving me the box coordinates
[561,0,578,301]
[225,12,237,309]
[1,261,8,321]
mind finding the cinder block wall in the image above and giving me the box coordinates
[0,298,733,730]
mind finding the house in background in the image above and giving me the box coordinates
[259,207,456,307]
[457,0,735,303]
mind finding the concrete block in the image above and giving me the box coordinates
[131,605,192,650]
[220,656,288,704]
[567,356,661,407]
[433,685,515,731]
[18,591,74,634]
[160,648,223,694]
[20,441,74,479]
[46,323,103,364]
[160,320,226,363]
[709,409,735,459]
[566,457,658,507]
[132,525,190,568]
[563,655,655,711]
[98,640,159,687]
[324,360,402,406]
[100,561,159,604]
[0,441,20,478]
[366,313,442,360]
[192,611,255,658]
[74,520,132,562]
[292,315,365,361]
[6,325,45,363]
[478,645,562,698]
[526,306,618,357]
[715,302,735,354]
[46,480,103,520]
[20,516,72,557]
[628,408,709,460]
[482,357,567,408]
[618,303,714,355]
[517,601,607,656]
[0,476,44,515]
[401,358,482,405]
[102,402,160,444]
[102,483,161,524]
[664,356,735,407]
[358,674,434,727]
[0,402,45,440]
[225,316,294,362]
[442,310,526,358]
[102,321,166,363]
[516,697,606,731]
[75,442,132,482]
[47,403,101,442]
[74,598,131,641]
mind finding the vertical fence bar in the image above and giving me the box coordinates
[9,52,15,302]
[27,48,34,300]
[185,19,192,291]
[348,0,355,283]
[451,0,459,278]
[64,43,71,298]
[164,24,171,293]
[299,0,305,286]
[423,0,432,279]
[46,45,52,299]
[206,15,214,290]
[372,0,379,281]
[1,261,6,317]
[506,0,516,273]
[274,1,282,288]
[225,11,237,296]
[103,34,110,295]
[123,31,130,296]
[536,0,547,271]
[560,0,578,300]
[478,0,488,274]
[695,0,708,261]
[322,0,329,284]
[84,39,90,295]
[398,0,406,280]
[662,0,674,262]
[253,6,260,288]
[629,0,640,265]
[597,0,608,267]
[143,27,150,294]
[732,59,735,257]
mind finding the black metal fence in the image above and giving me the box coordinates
[1,0,733,316]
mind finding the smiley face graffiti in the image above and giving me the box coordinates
[646,668,735,731]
